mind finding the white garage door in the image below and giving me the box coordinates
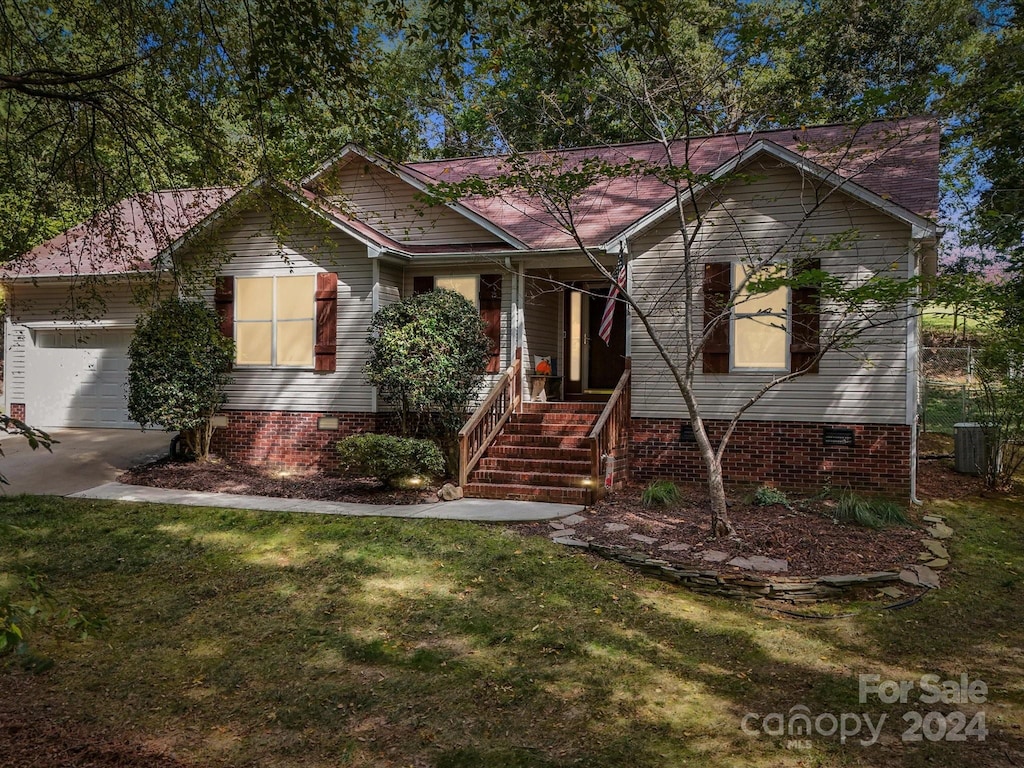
[26,329,139,428]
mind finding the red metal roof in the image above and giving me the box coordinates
[288,184,511,256]
[8,119,940,275]
[5,188,239,279]
[404,118,940,250]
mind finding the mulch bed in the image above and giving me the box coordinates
[513,484,927,577]
[120,454,974,579]
[121,458,440,505]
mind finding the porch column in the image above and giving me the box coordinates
[515,259,525,368]
[621,239,632,359]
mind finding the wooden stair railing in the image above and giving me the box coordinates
[587,359,631,502]
[458,351,522,487]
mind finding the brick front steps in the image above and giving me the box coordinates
[464,402,605,504]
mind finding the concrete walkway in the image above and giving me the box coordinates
[0,428,169,496]
[71,482,584,522]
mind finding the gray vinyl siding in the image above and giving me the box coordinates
[378,262,403,308]
[5,279,160,326]
[630,161,912,425]
[327,162,502,246]
[181,208,376,413]
[4,321,26,407]
[522,273,561,373]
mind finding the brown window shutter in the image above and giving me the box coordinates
[790,258,821,374]
[480,274,502,374]
[413,275,435,295]
[214,276,234,340]
[702,262,731,374]
[315,272,338,373]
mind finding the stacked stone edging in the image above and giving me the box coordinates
[584,542,901,602]
[553,513,954,603]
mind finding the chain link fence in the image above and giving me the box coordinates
[921,347,978,435]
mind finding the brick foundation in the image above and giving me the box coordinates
[631,418,912,496]
[209,409,912,497]
[9,403,25,422]
[210,410,380,472]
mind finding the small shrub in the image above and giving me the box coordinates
[337,434,445,488]
[642,480,681,508]
[833,492,909,529]
[753,485,791,508]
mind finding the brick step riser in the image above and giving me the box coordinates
[486,446,591,461]
[470,470,592,487]
[475,457,592,474]
[512,413,601,426]
[505,423,594,437]
[523,403,606,414]
[463,483,592,504]
[492,435,591,450]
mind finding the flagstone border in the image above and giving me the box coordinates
[551,514,954,604]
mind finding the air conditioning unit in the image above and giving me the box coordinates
[954,422,1001,476]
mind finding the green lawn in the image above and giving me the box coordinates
[922,383,980,435]
[921,307,990,343]
[2,494,1023,767]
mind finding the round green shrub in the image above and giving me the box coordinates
[127,297,234,459]
[337,433,446,488]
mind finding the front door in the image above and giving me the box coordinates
[563,285,626,398]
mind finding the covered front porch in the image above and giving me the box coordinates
[517,266,629,404]
[457,263,633,504]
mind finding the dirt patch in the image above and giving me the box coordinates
[0,672,193,768]
[515,484,927,577]
[917,454,988,500]
[121,458,440,505]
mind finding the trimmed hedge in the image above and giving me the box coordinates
[336,433,445,488]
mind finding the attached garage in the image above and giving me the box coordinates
[1,187,238,430]
[23,327,138,429]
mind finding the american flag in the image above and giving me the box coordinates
[598,251,626,345]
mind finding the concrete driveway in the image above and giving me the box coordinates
[0,428,170,496]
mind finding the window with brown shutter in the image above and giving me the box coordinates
[790,258,821,374]
[314,272,338,373]
[702,262,731,374]
[702,260,820,375]
[480,274,502,373]
[414,273,503,374]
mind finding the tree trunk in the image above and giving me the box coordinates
[183,420,215,461]
[706,457,735,537]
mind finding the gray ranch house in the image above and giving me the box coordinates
[3,118,941,503]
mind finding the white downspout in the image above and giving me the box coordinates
[907,237,923,505]
[370,248,380,414]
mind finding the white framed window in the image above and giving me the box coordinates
[235,274,316,367]
[731,262,789,371]
[435,275,480,307]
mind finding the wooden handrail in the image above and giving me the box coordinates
[458,351,522,486]
[587,360,632,500]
